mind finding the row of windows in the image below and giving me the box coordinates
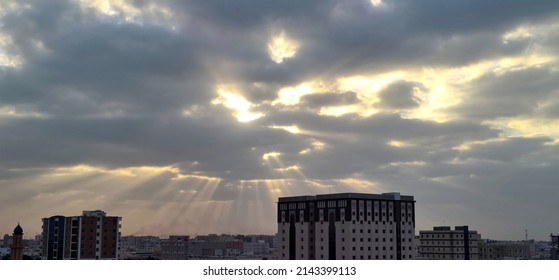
[421,234,474,238]
[283,219,414,226]
[284,201,413,210]
[421,247,476,252]
[421,241,475,245]
[283,254,415,260]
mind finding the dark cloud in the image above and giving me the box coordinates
[455,63,559,119]
[300,91,359,108]
[377,81,423,109]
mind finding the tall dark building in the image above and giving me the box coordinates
[551,234,559,260]
[42,210,121,260]
[277,192,416,260]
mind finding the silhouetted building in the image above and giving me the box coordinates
[10,224,24,260]
[419,226,480,260]
[278,192,416,260]
[42,210,121,260]
[551,234,559,260]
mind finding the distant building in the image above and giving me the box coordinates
[10,224,24,260]
[120,235,161,259]
[419,226,480,260]
[160,235,189,260]
[278,192,416,260]
[42,210,122,260]
[3,234,13,248]
[243,240,269,255]
[23,234,43,259]
[551,234,559,260]
[0,247,8,258]
[479,240,535,260]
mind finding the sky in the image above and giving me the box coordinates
[1,0,559,240]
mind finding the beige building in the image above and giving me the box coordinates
[479,240,535,260]
[278,192,416,260]
[419,226,480,260]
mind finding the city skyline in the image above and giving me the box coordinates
[1,0,559,240]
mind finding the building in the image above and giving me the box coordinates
[2,234,13,248]
[479,240,535,260]
[243,240,270,256]
[23,234,43,259]
[277,192,416,260]
[551,234,559,260]
[10,224,24,260]
[419,226,480,260]
[42,210,122,260]
[120,235,161,259]
[160,235,189,260]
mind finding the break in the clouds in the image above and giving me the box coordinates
[1,0,559,240]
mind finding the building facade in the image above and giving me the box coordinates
[160,235,189,260]
[551,234,559,260]
[277,192,416,260]
[419,226,480,260]
[42,210,122,260]
[479,240,535,260]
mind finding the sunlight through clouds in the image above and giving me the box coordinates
[273,82,315,106]
[267,31,299,63]
[268,125,300,134]
[78,0,176,26]
[370,0,384,7]
[212,87,264,122]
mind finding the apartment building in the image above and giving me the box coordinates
[479,240,535,260]
[160,235,189,260]
[277,192,416,260]
[42,210,121,260]
[419,226,480,260]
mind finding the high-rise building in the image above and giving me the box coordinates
[419,226,480,260]
[277,192,416,260]
[42,210,121,260]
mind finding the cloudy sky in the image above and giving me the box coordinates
[1,0,558,240]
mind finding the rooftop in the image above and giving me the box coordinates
[278,192,414,202]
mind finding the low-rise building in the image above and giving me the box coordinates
[479,240,535,260]
[243,240,270,255]
[419,226,481,260]
[160,235,189,260]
